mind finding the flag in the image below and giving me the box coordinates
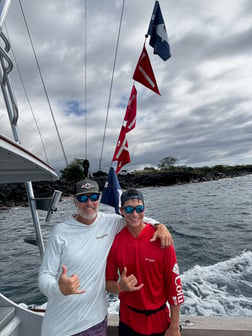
[148,1,171,61]
[112,86,136,175]
[101,166,121,214]
[133,45,160,95]
[123,85,137,133]
[112,127,131,174]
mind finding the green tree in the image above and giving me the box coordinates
[158,156,178,170]
[60,159,84,180]
[144,167,156,171]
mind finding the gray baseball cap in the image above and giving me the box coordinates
[75,179,99,196]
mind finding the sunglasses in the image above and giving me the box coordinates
[123,205,145,214]
[76,193,100,203]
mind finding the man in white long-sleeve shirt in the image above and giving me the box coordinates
[38,178,172,336]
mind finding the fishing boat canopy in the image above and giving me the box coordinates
[0,134,58,183]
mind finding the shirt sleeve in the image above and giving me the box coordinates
[38,227,63,298]
[164,246,184,306]
[105,237,119,282]
[143,216,160,225]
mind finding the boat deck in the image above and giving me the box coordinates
[108,315,252,336]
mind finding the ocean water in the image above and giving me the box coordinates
[1,175,252,317]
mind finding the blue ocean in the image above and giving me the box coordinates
[1,175,252,316]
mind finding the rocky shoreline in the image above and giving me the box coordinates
[1,167,252,208]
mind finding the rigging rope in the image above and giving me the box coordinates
[4,24,50,165]
[98,0,125,171]
[84,0,88,159]
[18,0,69,167]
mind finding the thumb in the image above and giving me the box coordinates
[150,231,158,242]
[61,265,67,277]
[121,266,127,278]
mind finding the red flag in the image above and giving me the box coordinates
[113,127,131,174]
[133,45,161,95]
[123,85,137,133]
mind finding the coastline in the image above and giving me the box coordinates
[1,168,252,208]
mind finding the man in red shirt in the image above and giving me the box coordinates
[106,189,184,336]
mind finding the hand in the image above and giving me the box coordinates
[165,305,181,336]
[150,224,173,248]
[119,267,144,292]
[58,265,86,295]
[164,325,181,336]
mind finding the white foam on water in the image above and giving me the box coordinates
[181,250,252,316]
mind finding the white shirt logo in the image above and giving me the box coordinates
[172,263,180,275]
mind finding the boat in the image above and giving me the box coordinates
[0,1,251,335]
[108,314,252,336]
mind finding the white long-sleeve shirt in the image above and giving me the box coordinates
[38,212,158,336]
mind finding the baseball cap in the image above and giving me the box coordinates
[75,179,100,196]
[121,189,144,206]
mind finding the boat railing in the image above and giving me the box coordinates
[0,30,19,140]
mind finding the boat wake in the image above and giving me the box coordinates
[181,250,252,316]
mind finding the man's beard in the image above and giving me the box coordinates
[79,208,97,221]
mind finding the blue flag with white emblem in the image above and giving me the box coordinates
[147,1,171,61]
[101,167,121,214]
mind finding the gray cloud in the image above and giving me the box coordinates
[1,0,252,174]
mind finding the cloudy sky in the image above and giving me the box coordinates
[1,0,252,173]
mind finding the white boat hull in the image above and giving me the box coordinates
[0,135,58,183]
[0,293,43,336]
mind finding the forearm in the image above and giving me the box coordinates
[151,223,173,247]
[106,280,121,295]
[165,305,181,336]
[170,304,180,328]
[38,230,63,298]
[38,271,63,298]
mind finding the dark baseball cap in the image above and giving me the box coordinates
[75,179,100,196]
[121,189,144,206]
